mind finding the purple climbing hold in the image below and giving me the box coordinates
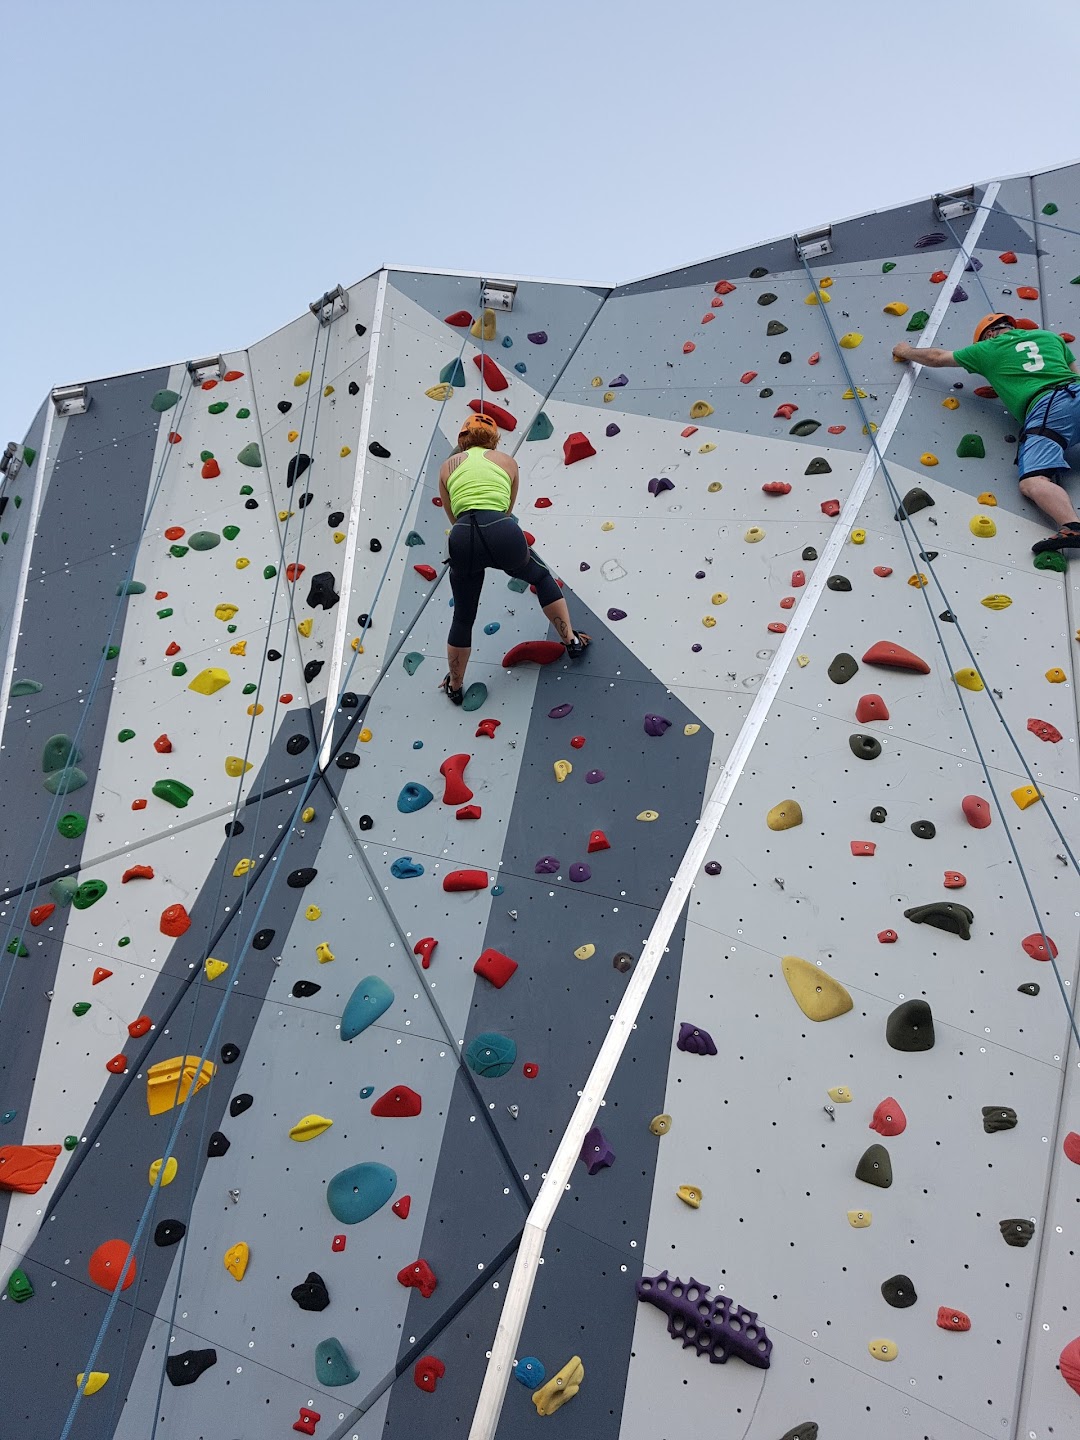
[527,331,548,344]
[677,1022,717,1056]
[579,562,591,572]
[585,769,605,784]
[704,861,722,876]
[548,702,574,719]
[914,232,947,248]
[569,863,591,883]
[607,608,627,621]
[965,256,983,272]
[695,570,706,579]
[605,423,620,437]
[534,856,560,875]
[691,643,703,653]
[648,477,675,497]
[608,374,629,387]
[644,714,672,737]
[951,286,968,303]
[580,1125,615,1174]
[637,1272,772,1369]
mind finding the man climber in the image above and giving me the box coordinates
[438,413,590,704]
[893,313,1080,553]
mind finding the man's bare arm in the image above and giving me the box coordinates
[892,342,959,367]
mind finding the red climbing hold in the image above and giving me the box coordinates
[502,640,565,668]
[122,864,154,883]
[962,795,991,828]
[0,1144,62,1194]
[92,967,112,985]
[132,798,147,810]
[223,369,244,382]
[740,372,758,384]
[160,903,191,938]
[791,570,806,587]
[155,591,168,600]
[711,298,724,309]
[533,497,552,509]
[762,481,792,496]
[127,1015,152,1039]
[827,425,846,434]
[456,804,482,820]
[167,432,181,445]
[292,1408,321,1436]
[201,379,217,390]
[587,830,611,853]
[439,753,473,806]
[869,1097,907,1136]
[285,563,305,582]
[773,403,798,420]
[1014,317,1038,330]
[371,1085,422,1118]
[475,718,500,739]
[201,459,220,479]
[779,596,795,610]
[681,426,698,438]
[523,1062,539,1078]
[570,735,585,749]
[878,930,898,944]
[715,280,736,294]
[473,354,508,391]
[850,841,876,856]
[442,870,488,892]
[414,1356,445,1393]
[701,312,715,324]
[164,528,184,541]
[1064,1132,1080,1165]
[873,566,893,578]
[522,530,536,546]
[153,734,172,753]
[767,622,788,633]
[930,269,947,283]
[105,1054,128,1074]
[29,903,55,926]
[414,564,437,581]
[936,1307,971,1332]
[820,499,840,517]
[973,386,998,398]
[280,693,293,704]
[88,1239,136,1291]
[1028,717,1062,742]
[563,432,596,465]
[1017,285,1039,300]
[392,1195,412,1218]
[331,1235,346,1253]
[398,1258,438,1298]
[943,872,967,889]
[861,641,930,674]
[474,948,518,988]
[165,641,180,656]
[413,937,437,969]
[444,311,472,327]
[1022,933,1058,962]
[999,251,1017,264]
[683,342,696,354]
[855,695,889,723]
[1062,331,1077,344]
[1062,1337,1080,1397]
[808,352,820,365]
[467,398,516,431]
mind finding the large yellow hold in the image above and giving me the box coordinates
[781,955,853,1021]
[214,603,239,622]
[146,1056,215,1115]
[471,308,496,341]
[289,1114,333,1142]
[953,668,984,692]
[839,332,863,348]
[766,799,803,831]
[189,667,230,696]
[533,1356,584,1417]
[883,301,909,316]
[1012,784,1043,810]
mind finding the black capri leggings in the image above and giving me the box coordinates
[447,509,562,648]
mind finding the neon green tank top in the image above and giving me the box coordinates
[446,448,512,516]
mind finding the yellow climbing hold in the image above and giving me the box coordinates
[302,806,316,823]
[189,667,230,696]
[883,301,909,316]
[766,799,803,831]
[323,384,334,397]
[224,756,252,777]
[554,759,573,783]
[76,1372,109,1395]
[340,446,351,457]
[690,400,714,419]
[953,668,984,692]
[289,1114,333,1142]
[839,332,864,348]
[981,594,1012,609]
[532,1356,583,1417]
[359,728,373,743]
[223,1242,249,1281]
[214,603,239,622]
[848,1210,872,1228]
[744,526,765,543]
[603,392,615,403]
[797,654,810,667]
[869,1339,898,1362]
[819,277,833,288]
[711,592,728,605]
[636,809,659,822]
[236,557,249,569]
[908,573,928,588]
[862,422,878,435]
[600,521,615,532]
[699,442,717,453]
[247,703,264,716]
[702,616,716,628]
[229,640,247,656]
[574,944,595,960]
[1046,667,1067,683]
[851,529,866,544]
[425,383,454,401]
[920,453,938,466]
[828,1086,852,1103]
[293,371,310,387]
[470,308,496,341]
[978,491,998,506]
[842,387,868,400]
[333,531,346,543]
[942,396,960,410]
[1012,784,1043,810]
[232,858,255,876]
[676,1184,702,1209]
[146,1057,215,1116]
[684,724,700,736]
[298,618,312,637]
[780,955,853,1022]
[288,430,299,442]
[970,514,997,537]
[204,958,229,981]
[351,637,364,652]
[707,480,722,492]
[649,1114,672,1136]
[278,509,292,521]
[305,905,321,921]
[149,1156,177,1188]
[316,942,335,964]
[590,376,603,388]
[805,291,831,304]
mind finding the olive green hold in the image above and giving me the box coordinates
[849,733,881,760]
[152,778,194,808]
[208,401,229,415]
[72,879,107,910]
[6,939,28,957]
[790,420,820,437]
[828,653,859,684]
[63,1135,79,1150]
[264,565,277,579]
[910,820,936,839]
[169,544,189,558]
[802,546,817,561]
[236,407,251,419]
[766,319,788,335]
[50,876,79,906]
[804,457,832,475]
[43,734,81,772]
[222,525,240,540]
[1034,551,1067,573]
[72,1001,91,1017]
[117,580,146,595]
[827,576,851,592]
[906,310,930,332]
[956,433,985,459]
[171,661,187,676]
[44,767,88,795]
[188,531,220,551]
[11,679,43,696]
[237,442,263,467]
[158,607,174,619]
[6,1268,33,1303]
[904,901,973,940]
[242,682,257,694]
[896,487,934,520]
[151,389,181,412]
[227,624,237,634]
[58,812,87,838]
[856,1142,893,1188]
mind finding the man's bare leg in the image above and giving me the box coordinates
[1019,472,1080,528]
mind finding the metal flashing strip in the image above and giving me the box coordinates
[383,261,614,291]
[466,184,999,1440]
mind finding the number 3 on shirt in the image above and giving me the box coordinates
[1015,340,1045,372]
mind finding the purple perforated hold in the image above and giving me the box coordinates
[644,714,672,737]
[569,862,591,883]
[580,1125,615,1174]
[677,1022,717,1056]
[914,231,947,249]
[585,769,605,784]
[534,856,560,875]
[608,374,629,387]
[548,703,574,719]
[607,608,627,621]
[527,331,548,344]
[704,861,722,876]
[605,423,620,437]
[951,286,968,303]
[636,1271,772,1369]
[648,477,675,497]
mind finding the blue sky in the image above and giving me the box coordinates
[6,0,1080,440]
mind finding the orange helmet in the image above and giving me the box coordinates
[458,413,500,449]
[973,313,1017,343]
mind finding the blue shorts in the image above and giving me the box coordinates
[1018,383,1080,481]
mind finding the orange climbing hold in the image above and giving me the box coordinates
[131,799,147,810]
[1015,317,1038,330]
[681,426,698,438]
[201,459,220,479]
[762,481,791,496]
[700,312,715,324]
[223,369,244,381]
[873,566,893,577]
[999,251,1017,264]
[121,865,155,883]
[88,1239,136,1292]
[167,432,181,444]
[943,872,966,889]
[930,270,947,283]
[105,1054,128,1074]
[768,622,787,633]
[285,563,305,582]
[153,734,172,753]
[740,372,758,384]
[467,399,517,431]
[682,342,696,354]
[164,527,184,541]
[862,641,930,674]
[30,903,55,926]
[92,967,112,984]
[160,904,192,938]
[808,352,820,365]
[0,1144,62,1194]
[828,425,846,434]
[563,432,596,465]
[1017,286,1039,300]
[714,280,736,294]
[165,642,180,656]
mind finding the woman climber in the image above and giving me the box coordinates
[438,413,589,704]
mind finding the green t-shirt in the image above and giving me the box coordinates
[952,329,1077,422]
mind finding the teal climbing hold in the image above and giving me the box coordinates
[237,442,262,467]
[526,411,554,442]
[405,531,424,547]
[49,876,79,907]
[461,682,488,711]
[222,525,240,540]
[483,622,500,635]
[44,767,87,795]
[906,311,930,332]
[72,879,107,910]
[10,680,43,696]
[116,580,146,595]
[341,976,394,1040]
[403,652,424,675]
[397,783,434,813]
[43,735,80,773]
[208,401,229,415]
[507,577,528,593]
[326,1162,397,1223]
[465,1032,517,1078]
[359,1086,374,1099]
[315,1337,359,1387]
[188,531,221,551]
[391,857,424,878]
[151,390,180,412]
[439,358,466,387]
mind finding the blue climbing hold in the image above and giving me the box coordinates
[514,362,527,374]
[390,856,424,879]
[315,1336,359,1387]
[405,531,424,547]
[403,652,424,675]
[412,740,424,750]
[439,358,466,387]
[341,976,394,1040]
[491,884,504,896]
[514,1357,546,1387]
[359,1086,374,1098]
[483,622,501,635]
[326,1162,397,1223]
[501,335,513,348]
[526,411,554,441]
[397,783,434,814]
[466,1032,517,1078]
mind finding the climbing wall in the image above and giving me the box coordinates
[3,162,1080,1440]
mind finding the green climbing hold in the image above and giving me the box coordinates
[440,358,466,386]
[13,495,21,507]
[236,407,251,419]
[222,525,240,540]
[151,389,181,413]
[118,728,136,743]
[117,580,146,595]
[263,565,276,579]
[118,936,130,946]
[1071,276,1080,286]
[526,411,554,442]
[1042,202,1058,215]
[63,1135,79,1150]
[44,767,88,795]
[43,733,80,773]
[208,402,229,415]
[403,652,424,675]
[11,679,43,696]
[169,544,189,558]
[6,1269,33,1303]
[1,533,8,545]
[58,812,87,838]
[227,624,237,634]
[237,442,262,467]
[462,682,488,711]
[404,531,424,547]
[507,577,528,593]
[239,484,254,496]
[956,434,985,459]
[158,608,174,619]
[906,310,929,332]
[72,1001,91,1017]
[1034,551,1068,573]
[200,450,214,462]
[882,262,896,273]
[105,645,120,659]
[171,661,188,676]
[188,531,220,551]
[72,879,108,910]
[153,778,194,808]
[242,682,257,694]
[6,939,28,958]
[49,876,79,906]
[22,446,36,466]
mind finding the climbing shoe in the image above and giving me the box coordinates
[564,631,591,659]
[441,673,464,705]
[1032,522,1080,554]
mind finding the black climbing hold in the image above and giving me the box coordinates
[779,1426,818,1440]
[292,980,321,998]
[766,320,788,335]
[267,649,282,663]
[348,380,360,394]
[791,424,822,441]
[328,511,345,527]
[896,487,934,520]
[919,551,938,563]
[369,441,391,459]
[749,266,769,279]
[307,572,340,610]
[758,387,774,398]
[358,815,373,830]
[244,498,259,510]
[827,576,851,592]
[1018,981,1040,996]
[849,734,881,760]
[224,820,244,838]
[297,491,313,509]
[904,901,972,940]
[252,928,275,950]
[336,752,360,770]
[802,546,818,561]
[369,538,382,552]
[910,820,935,839]
[757,293,778,306]
[880,1274,917,1309]
[828,653,858,684]
[778,350,792,363]
[304,660,324,683]
[277,400,292,414]
[154,1219,186,1247]
[220,1043,240,1065]
[340,692,358,708]
[287,734,310,756]
[856,1143,893,1188]
[287,867,318,888]
[356,613,371,629]
[886,999,935,1052]
[982,1106,1017,1133]
[229,1093,254,1118]
[870,806,887,823]
[207,1131,230,1158]
[166,1348,217,1387]
[1000,1218,1035,1248]
[704,861,722,876]
[291,1271,331,1312]
[939,610,955,623]
[612,952,634,973]
[804,457,832,475]
[286,454,311,487]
